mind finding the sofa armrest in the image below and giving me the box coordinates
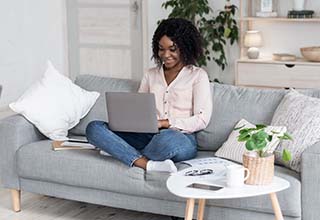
[301,142,320,220]
[0,114,45,189]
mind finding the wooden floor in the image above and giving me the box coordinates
[0,187,173,220]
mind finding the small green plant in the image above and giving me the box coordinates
[235,124,293,162]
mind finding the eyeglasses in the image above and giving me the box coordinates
[184,169,213,176]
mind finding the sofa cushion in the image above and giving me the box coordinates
[271,90,320,172]
[196,83,287,151]
[17,141,300,217]
[70,75,140,135]
[196,83,320,152]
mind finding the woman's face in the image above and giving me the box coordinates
[158,35,183,70]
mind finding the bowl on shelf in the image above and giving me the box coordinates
[300,46,320,62]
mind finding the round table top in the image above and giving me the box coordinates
[166,173,290,199]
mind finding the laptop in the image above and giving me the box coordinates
[105,92,159,133]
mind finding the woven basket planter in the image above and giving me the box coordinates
[243,154,274,185]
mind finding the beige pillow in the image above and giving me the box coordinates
[215,119,287,164]
[271,90,320,172]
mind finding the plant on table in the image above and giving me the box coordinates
[235,124,292,161]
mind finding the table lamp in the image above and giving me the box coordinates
[244,30,263,59]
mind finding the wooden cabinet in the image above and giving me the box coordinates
[236,59,320,89]
[236,0,320,89]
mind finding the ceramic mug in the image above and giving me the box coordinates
[226,165,250,187]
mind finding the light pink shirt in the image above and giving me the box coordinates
[138,65,212,133]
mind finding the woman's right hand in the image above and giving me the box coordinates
[158,119,170,129]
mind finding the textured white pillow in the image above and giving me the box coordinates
[271,90,320,172]
[215,119,287,164]
[9,61,100,140]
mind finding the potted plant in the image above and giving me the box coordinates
[235,124,292,185]
[160,0,239,71]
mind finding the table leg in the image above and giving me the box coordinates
[185,198,195,220]
[197,199,206,220]
[269,192,284,220]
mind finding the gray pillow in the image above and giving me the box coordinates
[271,90,320,172]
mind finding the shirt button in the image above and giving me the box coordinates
[166,91,169,93]
[165,112,168,114]
[164,101,167,104]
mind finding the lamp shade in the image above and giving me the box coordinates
[244,31,262,48]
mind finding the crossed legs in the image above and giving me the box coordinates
[86,121,197,170]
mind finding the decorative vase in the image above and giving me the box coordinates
[243,154,274,185]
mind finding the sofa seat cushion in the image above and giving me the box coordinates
[17,142,301,217]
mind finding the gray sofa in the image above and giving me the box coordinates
[0,75,319,220]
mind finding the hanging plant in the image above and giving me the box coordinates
[160,0,239,70]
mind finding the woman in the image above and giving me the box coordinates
[86,18,212,173]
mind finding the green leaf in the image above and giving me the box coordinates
[254,130,268,141]
[256,140,267,150]
[271,130,280,134]
[238,134,250,142]
[224,27,231,37]
[239,128,249,134]
[267,135,273,142]
[282,149,292,162]
[255,124,267,129]
[246,140,255,151]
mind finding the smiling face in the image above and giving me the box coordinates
[158,35,184,71]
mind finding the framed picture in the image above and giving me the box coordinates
[260,0,273,12]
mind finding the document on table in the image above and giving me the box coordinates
[181,157,235,167]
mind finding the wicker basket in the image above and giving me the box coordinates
[243,154,274,185]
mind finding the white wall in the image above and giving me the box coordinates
[0,0,68,108]
[1,0,319,109]
[147,0,320,83]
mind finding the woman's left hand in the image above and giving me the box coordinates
[158,119,170,129]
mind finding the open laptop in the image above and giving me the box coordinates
[105,92,159,133]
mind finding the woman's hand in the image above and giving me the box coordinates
[158,119,170,129]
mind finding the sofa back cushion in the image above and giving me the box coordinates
[70,75,139,135]
[197,83,320,151]
[196,83,288,151]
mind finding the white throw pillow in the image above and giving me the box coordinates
[9,61,100,140]
[271,90,320,172]
[215,119,287,164]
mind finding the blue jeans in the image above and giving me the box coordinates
[86,120,197,167]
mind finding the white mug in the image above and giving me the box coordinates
[226,165,250,187]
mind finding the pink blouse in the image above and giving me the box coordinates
[138,65,212,133]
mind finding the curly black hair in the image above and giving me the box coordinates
[152,18,203,67]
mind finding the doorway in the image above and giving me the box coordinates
[66,0,146,81]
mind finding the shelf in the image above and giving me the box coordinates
[239,17,320,22]
[237,57,320,66]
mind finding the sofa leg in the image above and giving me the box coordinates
[11,189,21,212]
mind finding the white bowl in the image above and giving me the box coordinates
[300,46,320,62]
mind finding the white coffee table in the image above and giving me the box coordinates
[167,174,290,220]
